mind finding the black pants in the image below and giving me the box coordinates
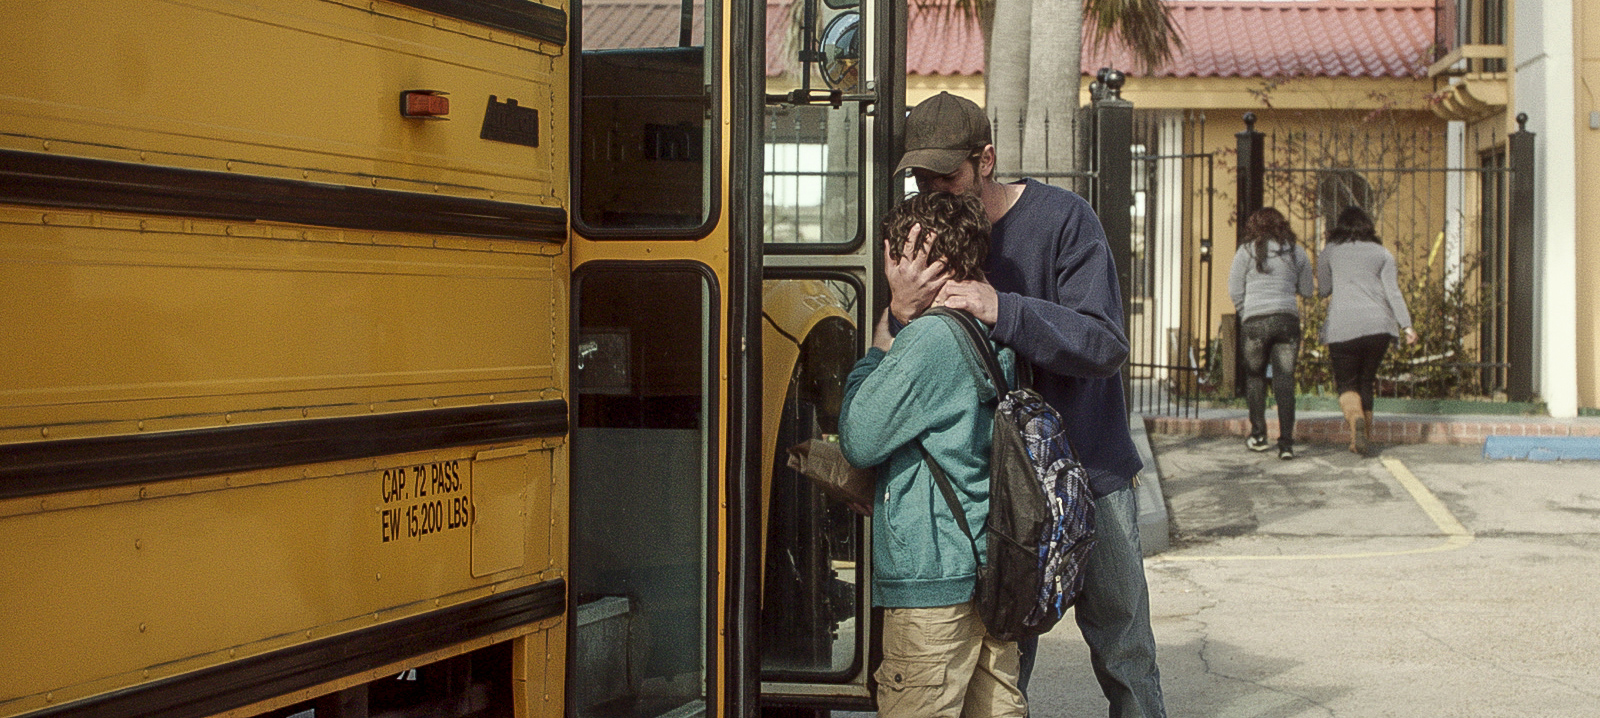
[1328,333,1393,412]
[1241,313,1300,447]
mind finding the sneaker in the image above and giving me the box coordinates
[1246,435,1270,452]
[1278,445,1295,460]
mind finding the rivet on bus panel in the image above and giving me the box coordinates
[137,420,145,430]
[226,161,234,170]
[139,623,146,633]
[41,141,50,150]
[40,427,48,437]
[135,539,142,550]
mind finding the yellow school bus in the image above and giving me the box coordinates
[0,0,901,716]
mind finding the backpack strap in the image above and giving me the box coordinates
[916,442,983,569]
[924,307,1009,396]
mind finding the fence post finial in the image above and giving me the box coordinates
[1104,69,1125,99]
[1516,112,1529,131]
[1244,112,1257,131]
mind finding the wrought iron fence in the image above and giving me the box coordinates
[1255,121,1526,401]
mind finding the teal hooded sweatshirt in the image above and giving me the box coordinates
[839,312,1015,608]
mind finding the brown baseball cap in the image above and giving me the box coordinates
[894,92,992,176]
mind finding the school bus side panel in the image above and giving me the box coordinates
[0,0,574,715]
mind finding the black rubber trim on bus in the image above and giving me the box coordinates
[20,578,566,718]
[0,149,568,243]
[0,400,568,501]
[389,0,567,46]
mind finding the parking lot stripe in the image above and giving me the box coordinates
[1379,456,1472,539]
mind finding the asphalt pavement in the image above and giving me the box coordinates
[1026,435,1600,718]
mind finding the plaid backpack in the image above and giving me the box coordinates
[919,307,1097,641]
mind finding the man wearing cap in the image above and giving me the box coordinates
[888,91,1166,718]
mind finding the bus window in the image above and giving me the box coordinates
[577,0,717,234]
[764,7,865,251]
[765,104,862,247]
[759,277,863,680]
[570,266,716,717]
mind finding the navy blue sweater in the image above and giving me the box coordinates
[988,180,1140,496]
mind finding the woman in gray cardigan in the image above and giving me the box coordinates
[1229,207,1314,459]
[1317,206,1418,454]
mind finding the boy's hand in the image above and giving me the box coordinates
[885,224,947,324]
[871,308,894,352]
[936,280,1000,326]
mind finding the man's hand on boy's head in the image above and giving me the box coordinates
[936,280,1000,326]
[885,224,948,324]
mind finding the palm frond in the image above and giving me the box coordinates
[1084,0,1183,73]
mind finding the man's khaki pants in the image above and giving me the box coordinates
[874,602,1026,718]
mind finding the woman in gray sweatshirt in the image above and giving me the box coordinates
[1316,206,1418,454]
[1229,207,1314,459]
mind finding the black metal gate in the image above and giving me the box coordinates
[1122,112,1216,417]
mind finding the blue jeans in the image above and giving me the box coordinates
[1242,313,1301,449]
[1018,486,1165,718]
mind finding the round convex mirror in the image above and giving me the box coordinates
[819,11,861,92]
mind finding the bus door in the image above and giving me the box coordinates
[758,0,903,708]
[567,1,728,717]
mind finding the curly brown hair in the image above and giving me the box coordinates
[1243,207,1298,273]
[882,191,990,282]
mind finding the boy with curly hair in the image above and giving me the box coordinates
[840,191,1025,718]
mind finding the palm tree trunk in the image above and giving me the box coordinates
[987,0,1031,179]
[1024,0,1082,183]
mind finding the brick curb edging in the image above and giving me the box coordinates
[1144,415,1600,446]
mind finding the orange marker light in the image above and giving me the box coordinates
[401,90,450,119]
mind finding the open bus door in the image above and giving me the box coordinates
[757,0,904,711]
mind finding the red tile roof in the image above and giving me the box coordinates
[897,0,1435,78]
[585,0,706,50]
[905,2,986,77]
[585,1,1433,79]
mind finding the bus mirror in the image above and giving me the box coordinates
[819,11,861,92]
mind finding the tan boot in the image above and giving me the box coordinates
[1339,392,1369,455]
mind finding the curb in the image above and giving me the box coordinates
[1128,414,1169,557]
[1483,435,1600,461]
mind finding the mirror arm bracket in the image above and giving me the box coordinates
[764,88,877,110]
